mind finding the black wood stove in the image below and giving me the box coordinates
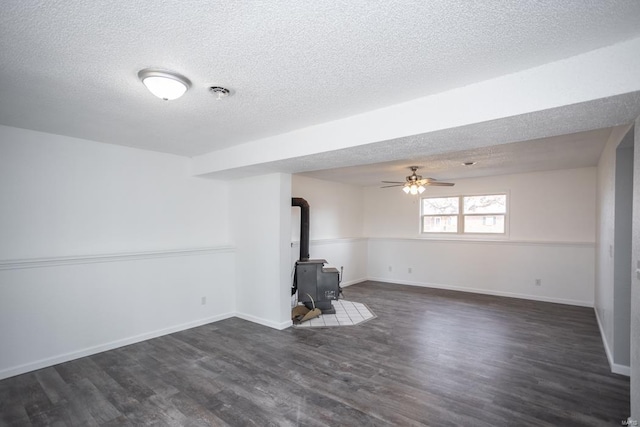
[292,197,341,314]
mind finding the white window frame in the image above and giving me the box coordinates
[420,192,509,237]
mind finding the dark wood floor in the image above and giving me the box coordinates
[0,281,630,426]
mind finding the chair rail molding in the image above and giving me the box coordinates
[0,246,236,270]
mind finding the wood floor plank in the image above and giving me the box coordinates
[0,281,630,426]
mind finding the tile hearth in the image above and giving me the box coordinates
[293,300,376,328]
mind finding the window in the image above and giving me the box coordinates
[421,194,507,235]
[421,196,459,233]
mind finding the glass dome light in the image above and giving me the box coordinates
[138,69,191,101]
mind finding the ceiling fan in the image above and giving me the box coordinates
[381,166,455,194]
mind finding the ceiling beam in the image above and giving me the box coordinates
[192,37,640,180]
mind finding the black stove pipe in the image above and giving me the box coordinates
[292,197,310,261]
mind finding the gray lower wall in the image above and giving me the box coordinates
[632,121,639,420]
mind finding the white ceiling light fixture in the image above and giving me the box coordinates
[138,69,191,101]
[403,183,425,195]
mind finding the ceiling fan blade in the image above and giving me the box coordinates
[424,181,455,186]
[384,167,455,188]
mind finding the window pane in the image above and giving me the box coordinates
[463,194,506,214]
[463,215,505,233]
[422,197,459,215]
[423,215,458,233]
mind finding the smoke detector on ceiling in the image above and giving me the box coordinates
[209,86,232,100]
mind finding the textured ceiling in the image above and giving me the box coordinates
[200,93,640,182]
[1,0,640,158]
[300,127,615,186]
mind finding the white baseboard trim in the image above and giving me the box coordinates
[0,312,235,381]
[594,308,631,377]
[367,277,594,308]
[340,278,367,288]
[234,312,292,330]
[611,362,631,376]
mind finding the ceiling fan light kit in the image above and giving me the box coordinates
[403,183,425,194]
[381,166,454,195]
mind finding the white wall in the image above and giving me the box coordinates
[0,126,230,259]
[365,167,597,242]
[291,175,367,286]
[595,125,634,375]
[0,126,235,380]
[367,239,594,305]
[291,175,364,241]
[364,167,597,306]
[233,173,292,329]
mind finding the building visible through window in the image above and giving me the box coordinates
[421,194,507,234]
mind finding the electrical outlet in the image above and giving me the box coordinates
[408,267,412,273]
[201,296,207,305]
[535,279,541,286]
